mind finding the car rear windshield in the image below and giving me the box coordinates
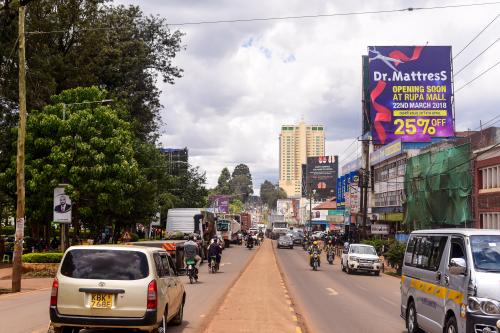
[61,249,149,280]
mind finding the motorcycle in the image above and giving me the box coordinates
[186,259,198,284]
[209,256,219,274]
[327,249,335,265]
[311,251,320,271]
[246,240,254,249]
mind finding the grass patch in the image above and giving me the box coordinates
[384,271,401,278]
[22,270,55,279]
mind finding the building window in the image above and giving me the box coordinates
[481,213,500,229]
[480,165,500,190]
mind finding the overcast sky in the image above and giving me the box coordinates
[116,0,500,192]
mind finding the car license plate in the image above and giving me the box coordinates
[90,293,113,309]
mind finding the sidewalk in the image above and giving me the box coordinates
[204,239,303,333]
[0,267,52,293]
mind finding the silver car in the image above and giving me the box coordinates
[277,235,294,249]
[401,229,500,333]
[49,245,186,333]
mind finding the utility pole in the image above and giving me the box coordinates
[361,138,370,240]
[12,4,27,293]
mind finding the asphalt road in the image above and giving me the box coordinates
[275,243,406,333]
[0,243,254,333]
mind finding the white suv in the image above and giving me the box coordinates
[49,245,185,333]
[341,244,382,276]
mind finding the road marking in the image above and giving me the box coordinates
[296,326,303,333]
[200,314,206,318]
[326,287,339,296]
[289,306,294,312]
[292,315,298,322]
[357,285,368,291]
[380,296,398,306]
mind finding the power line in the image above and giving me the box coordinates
[454,37,499,77]
[455,58,500,92]
[453,13,499,60]
[25,1,500,34]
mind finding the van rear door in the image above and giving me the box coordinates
[57,249,150,318]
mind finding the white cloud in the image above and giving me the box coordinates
[117,0,500,188]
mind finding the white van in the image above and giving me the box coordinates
[401,229,500,333]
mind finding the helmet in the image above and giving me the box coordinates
[313,241,318,245]
[328,240,332,244]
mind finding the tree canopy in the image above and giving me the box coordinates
[260,180,287,209]
[230,163,253,202]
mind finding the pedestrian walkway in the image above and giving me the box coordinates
[204,239,303,333]
[0,267,52,293]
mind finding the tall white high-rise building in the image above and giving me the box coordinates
[279,121,325,197]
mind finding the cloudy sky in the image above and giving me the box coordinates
[117,0,500,192]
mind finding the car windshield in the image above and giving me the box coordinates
[470,235,500,272]
[61,249,149,280]
[280,236,292,241]
[350,246,377,255]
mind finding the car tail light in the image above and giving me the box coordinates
[147,280,157,310]
[50,278,58,306]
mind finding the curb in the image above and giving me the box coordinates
[199,241,261,332]
[272,241,310,333]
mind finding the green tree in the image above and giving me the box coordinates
[230,164,253,202]
[229,199,244,214]
[215,167,232,195]
[0,87,143,238]
[259,180,287,209]
[171,166,208,208]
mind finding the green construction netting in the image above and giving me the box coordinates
[403,143,472,229]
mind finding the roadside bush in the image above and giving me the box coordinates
[385,241,406,275]
[361,239,388,255]
[165,231,184,240]
[1,226,15,235]
[22,252,63,263]
[130,232,139,242]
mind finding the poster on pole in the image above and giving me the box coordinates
[368,46,454,145]
[209,195,230,214]
[54,185,72,223]
[306,155,338,200]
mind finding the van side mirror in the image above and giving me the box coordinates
[449,258,467,275]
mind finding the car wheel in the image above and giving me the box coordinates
[406,301,421,333]
[152,307,168,333]
[346,263,353,274]
[374,270,380,276]
[50,326,79,333]
[171,298,184,326]
[445,315,458,333]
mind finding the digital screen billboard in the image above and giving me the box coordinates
[306,156,338,200]
[368,46,454,145]
[209,195,229,213]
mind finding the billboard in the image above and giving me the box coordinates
[209,195,229,213]
[306,156,339,200]
[368,46,454,145]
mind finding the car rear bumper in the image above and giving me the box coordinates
[50,306,157,328]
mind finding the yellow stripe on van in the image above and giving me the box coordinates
[434,286,447,299]
[447,290,464,305]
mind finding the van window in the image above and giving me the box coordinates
[405,235,448,271]
[160,255,172,276]
[471,235,500,272]
[61,249,149,280]
[154,253,169,277]
[449,237,466,264]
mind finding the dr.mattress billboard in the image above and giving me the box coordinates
[368,46,454,145]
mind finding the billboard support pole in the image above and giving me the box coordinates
[361,138,370,240]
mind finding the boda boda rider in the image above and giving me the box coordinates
[308,241,322,267]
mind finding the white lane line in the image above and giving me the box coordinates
[380,296,398,306]
[326,287,339,296]
[357,285,368,291]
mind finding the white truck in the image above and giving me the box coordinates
[216,217,241,248]
[166,208,204,235]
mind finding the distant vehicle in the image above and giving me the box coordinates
[312,231,326,240]
[49,245,185,333]
[166,208,204,236]
[401,229,500,333]
[216,218,241,248]
[287,231,304,245]
[277,235,294,249]
[341,244,381,275]
[272,222,289,240]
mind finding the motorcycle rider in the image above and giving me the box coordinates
[246,232,254,247]
[184,235,201,277]
[308,240,322,267]
[207,238,222,269]
[324,240,335,262]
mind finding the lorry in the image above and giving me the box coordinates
[240,212,252,232]
[216,216,241,248]
[270,214,289,239]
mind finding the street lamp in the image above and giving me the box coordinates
[308,182,316,235]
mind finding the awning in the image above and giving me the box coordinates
[311,220,329,226]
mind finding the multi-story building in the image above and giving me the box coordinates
[279,121,325,197]
[159,147,188,176]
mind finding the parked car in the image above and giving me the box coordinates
[401,229,500,333]
[341,244,381,275]
[312,231,326,240]
[49,245,186,333]
[277,235,294,249]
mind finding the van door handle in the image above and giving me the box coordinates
[435,271,442,281]
[444,274,450,286]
